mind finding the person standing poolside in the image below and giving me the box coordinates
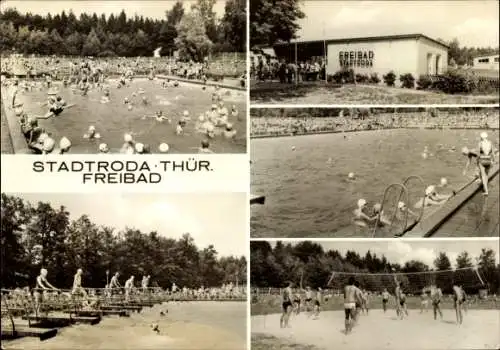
[109,272,121,295]
[430,285,443,320]
[382,289,390,313]
[34,268,59,314]
[476,132,495,195]
[72,268,88,298]
[280,282,294,328]
[124,276,135,302]
[453,283,465,325]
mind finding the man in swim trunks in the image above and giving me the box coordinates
[34,268,59,314]
[430,285,443,320]
[453,283,465,325]
[292,292,301,315]
[280,281,294,328]
[124,275,135,302]
[382,288,390,313]
[304,286,313,313]
[353,281,363,323]
[394,279,408,319]
[313,288,322,319]
[109,272,121,295]
[344,277,364,334]
[420,289,429,313]
[72,268,88,298]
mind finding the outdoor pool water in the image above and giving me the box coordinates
[251,129,499,238]
[5,78,246,154]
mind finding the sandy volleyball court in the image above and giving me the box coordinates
[252,310,500,350]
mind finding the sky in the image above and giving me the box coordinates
[12,192,246,257]
[296,1,499,48]
[0,0,226,20]
[269,240,499,268]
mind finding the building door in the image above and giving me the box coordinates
[435,54,441,75]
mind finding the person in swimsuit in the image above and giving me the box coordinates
[353,199,377,227]
[415,185,447,208]
[382,288,390,313]
[476,132,495,195]
[463,133,496,195]
[72,268,87,298]
[344,277,364,334]
[313,288,322,319]
[420,290,429,313]
[34,268,59,314]
[280,282,294,328]
[353,281,363,323]
[292,292,301,315]
[109,272,121,295]
[304,286,313,313]
[453,283,465,325]
[430,285,443,320]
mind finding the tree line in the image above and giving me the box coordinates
[0,0,245,59]
[250,241,500,294]
[1,193,247,291]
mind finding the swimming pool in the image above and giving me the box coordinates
[3,78,246,154]
[250,129,500,238]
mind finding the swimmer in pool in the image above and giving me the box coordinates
[42,96,74,119]
[198,140,213,154]
[372,203,392,226]
[223,123,237,140]
[352,199,377,227]
[414,185,447,209]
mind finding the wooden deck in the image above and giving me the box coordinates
[404,165,499,237]
[1,323,58,341]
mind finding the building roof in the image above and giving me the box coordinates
[274,34,450,49]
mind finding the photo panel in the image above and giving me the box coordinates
[1,192,247,349]
[250,239,500,350]
[250,0,499,105]
[1,0,247,155]
[250,106,499,238]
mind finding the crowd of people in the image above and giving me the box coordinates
[253,275,491,332]
[250,55,326,83]
[2,267,246,317]
[251,110,499,137]
[1,55,244,154]
[1,54,245,82]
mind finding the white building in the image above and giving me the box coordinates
[473,54,499,71]
[272,34,449,83]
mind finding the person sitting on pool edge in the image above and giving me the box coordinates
[414,185,448,209]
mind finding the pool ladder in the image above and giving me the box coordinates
[372,176,427,237]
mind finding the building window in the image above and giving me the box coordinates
[478,58,489,63]
[495,57,499,63]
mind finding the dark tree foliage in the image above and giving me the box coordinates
[250,0,305,47]
[0,194,246,290]
[0,5,245,57]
